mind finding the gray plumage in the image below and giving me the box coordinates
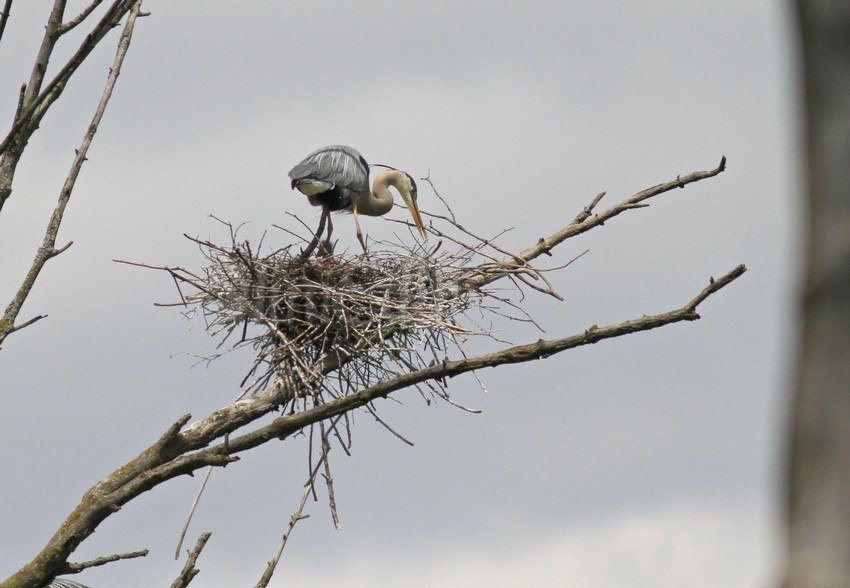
[288,144,369,211]
[288,144,427,253]
[49,579,91,588]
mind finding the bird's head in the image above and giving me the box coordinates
[371,165,428,239]
[396,172,426,238]
[399,172,427,238]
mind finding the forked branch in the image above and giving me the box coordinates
[170,532,212,588]
[171,263,746,462]
[0,0,144,347]
[1,159,742,588]
[462,156,727,291]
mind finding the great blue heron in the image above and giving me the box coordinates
[288,145,426,253]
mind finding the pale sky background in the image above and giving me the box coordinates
[1,1,799,587]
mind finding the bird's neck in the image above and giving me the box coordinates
[359,170,405,217]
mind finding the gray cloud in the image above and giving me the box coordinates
[0,1,793,585]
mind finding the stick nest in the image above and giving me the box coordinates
[174,230,490,404]
[146,197,564,409]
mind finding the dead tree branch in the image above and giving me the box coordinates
[320,420,341,529]
[59,0,106,34]
[173,467,214,559]
[0,0,139,165]
[60,549,149,574]
[462,156,727,292]
[1,0,137,211]
[0,1,144,347]
[170,532,212,588]
[0,0,13,45]
[169,263,746,468]
[254,417,341,588]
[1,161,743,588]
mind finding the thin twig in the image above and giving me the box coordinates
[365,403,415,446]
[61,549,149,573]
[1,163,740,588]
[170,532,212,588]
[136,264,748,480]
[462,156,728,292]
[58,0,105,34]
[0,0,144,346]
[320,420,341,529]
[174,466,214,559]
[254,416,343,588]
[421,171,456,223]
[0,0,13,45]
[0,0,140,158]
[572,191,607,224]
[0,0,64,215]
[1,313,47,337]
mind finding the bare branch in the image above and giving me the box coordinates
[170,532,211,588]
[420,171,456,223]
[572,191,607,224]
[0,0,139,217]
[365,403,415,446]
[58,0,105,34]
[1,164,741,588]
[106,264,747,494]
[254,416,341,588]
[320,421,341,530]
[461,156,728,292]
[61,549,148,574]
[1,0,64,212]
[174,467,214,560]
[0,0,65,214]
[21,0,67,107]
[0,313,47,339]
[0,0,13,45]
[0,1,143,347]
[182,264,747,461]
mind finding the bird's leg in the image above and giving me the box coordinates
[326,212,334,241]
[353,205,368,254]
[297,208,329,262]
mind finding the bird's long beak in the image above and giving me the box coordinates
[401,189,427,238]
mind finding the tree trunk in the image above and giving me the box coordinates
[785,1,850,585]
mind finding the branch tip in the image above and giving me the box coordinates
[156,414,192,448]
[3,157,744,587]
[170,531,212,588]
[63,548,149,573]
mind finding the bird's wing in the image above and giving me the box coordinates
[288,145,369,191]
[50,580,92,588]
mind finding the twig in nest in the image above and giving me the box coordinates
[149,222,509,410]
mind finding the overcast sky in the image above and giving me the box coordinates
[1,1,799,586]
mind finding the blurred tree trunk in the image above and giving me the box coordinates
[785,1,850,586]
